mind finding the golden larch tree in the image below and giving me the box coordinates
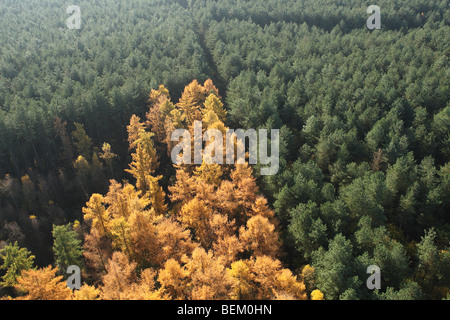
[83,193,110,236]
[73,284,100,300]
[100,252,137,300]
[158,258,190,300]
[184,247,233,300]
[176,79,207,125]
[239,215,282,258]
[14,266,73,300]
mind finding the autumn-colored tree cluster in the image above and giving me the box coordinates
[0,80,313,300]
[79,79,309,300]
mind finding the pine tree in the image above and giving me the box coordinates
[311,234,358,300]
[0,242,35,288]
[72,123,93,160]
[52,223,83,274]
[53,116,73,164]
[416,228,450,298]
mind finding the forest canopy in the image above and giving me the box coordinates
[0,0,449,300]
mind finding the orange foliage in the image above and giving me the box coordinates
[14,266,73,300]
[75,80,304,301]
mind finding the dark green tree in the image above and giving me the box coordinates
[0,241,35,288]
[52,223,83,274]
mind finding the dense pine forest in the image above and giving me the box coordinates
[0,0,449,300]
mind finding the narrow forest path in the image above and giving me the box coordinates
[195,26,228,101]
[183,3,228,101]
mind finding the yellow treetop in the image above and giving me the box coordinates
[202,94,227,122]
[82,193,110,236]
[14,266,73,300]
[311,289,324,300]
[73,284,100,300]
